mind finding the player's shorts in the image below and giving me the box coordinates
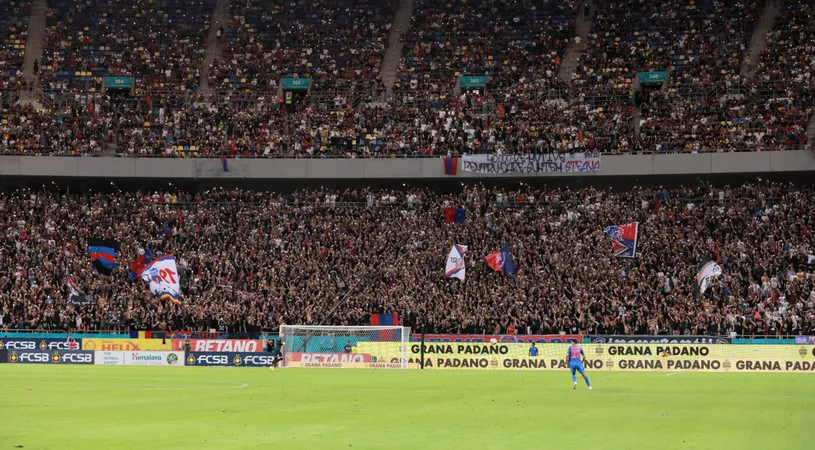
[570,362,585,375]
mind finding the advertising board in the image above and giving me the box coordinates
[171,339,264,352]
[415,334,580,344]
[589,335,731,344]
[94,351,126,365]
[165,331,227,340]
[356,342,815,372]
[82,338,172,351]
[0,338,82,351]
[288,352,371,363]
[185,352,276,367]
[124,351,183,366]
[5,350,94,364]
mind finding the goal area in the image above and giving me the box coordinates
[279,325,411,369]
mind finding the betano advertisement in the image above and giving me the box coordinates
[355,342,815,372]
[286,352,410,369]
[171,339,264,352]
[82,338,172,351]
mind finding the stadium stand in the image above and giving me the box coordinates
[396,0,576,92]
[1,183,814,335]
[574,0,760,94]
[0,0,29,90]
[208,0,395,92]
[0,0,810,157]
[755,0,814,86]
[41,0,215,91]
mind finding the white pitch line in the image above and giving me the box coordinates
[73,383,250,391]
[666,372,680,377]
[270,386,801,399]
[9,379,249,391]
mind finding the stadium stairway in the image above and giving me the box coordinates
[379,0,414,94]
[739,0,780,78]
[199,0,231,96]
[20,0,46,106]
[558,0,595,83]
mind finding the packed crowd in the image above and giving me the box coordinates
[209,0,395,92]
[0,0,28,90]
[0,0,811,156]
[0,99,114,155]
[397,0,576,92]
[574,0,760,94]
[0,89,638,157]
[638,87,813,152]
[1,182,815,337]
[1,85,807,157]
[756,0,814,86]
[41,0,215,91]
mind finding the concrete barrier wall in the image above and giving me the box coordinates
[0,151,813,179]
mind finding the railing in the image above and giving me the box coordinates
[0,144,808,158]
[51,195,796,212]
[0,88,20,105]
[1,329,809,341]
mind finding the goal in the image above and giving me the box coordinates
[279,325,411,368]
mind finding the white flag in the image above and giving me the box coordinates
[694,259,722,299]
[139,255,182,304]
[444,244,467,280]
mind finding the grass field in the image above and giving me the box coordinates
[1,366,814,449]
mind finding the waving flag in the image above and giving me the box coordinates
[603,222,639,258]
[485,242,516,274]
[87,238,120,275]
[129,249,155,280]
[693,259,722,299]
[445,244,468,280]
[65,275,93,306]
[139,255,182,304]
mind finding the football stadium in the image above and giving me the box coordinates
[1,0,814,447]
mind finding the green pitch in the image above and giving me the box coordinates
[1,366,814,449]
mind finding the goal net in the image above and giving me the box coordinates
[279,325,411,369]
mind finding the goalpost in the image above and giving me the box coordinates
[279,325,411,369]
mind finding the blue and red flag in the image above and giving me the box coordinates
[370,314,399,326]
[454,208,466,223]
[129,249,155,280]
[485,242,516,274]
[370,314,402,341]
[87,238,120,276]
[443,157,458,175]
[603,222,639,258]
[444,207,466,223]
